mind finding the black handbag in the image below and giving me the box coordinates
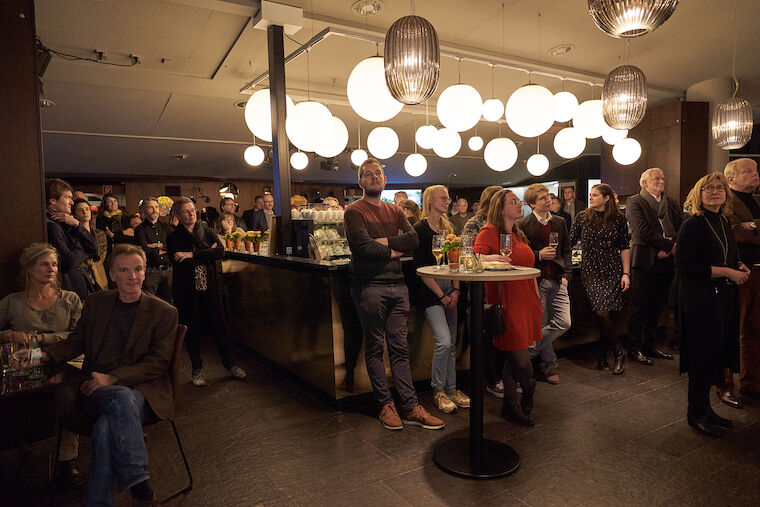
[483,282,506,337]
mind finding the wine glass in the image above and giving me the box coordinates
[499,233,512,260]
[548,232,559,249]
[432,235,445,270]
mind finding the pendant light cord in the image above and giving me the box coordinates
[731,0,739,97]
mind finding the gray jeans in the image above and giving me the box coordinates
[424,280,457,393]
[530,278,571,372]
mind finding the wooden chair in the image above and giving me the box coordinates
[53,324,193,504]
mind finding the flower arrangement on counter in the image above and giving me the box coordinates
[441,233,462,252]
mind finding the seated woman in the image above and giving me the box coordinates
[215,211,245,238]
[0,243,84,489]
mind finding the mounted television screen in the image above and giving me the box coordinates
[381,189,422,207]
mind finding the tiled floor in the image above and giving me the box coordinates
[2,343,759,506]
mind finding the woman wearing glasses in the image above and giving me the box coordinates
[474,189,542,426]
[569,183,631,375]
[677,173,750,436]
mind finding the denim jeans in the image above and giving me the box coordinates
[424,280,457,393]
[83,385,151,507]
[530,278,571,372]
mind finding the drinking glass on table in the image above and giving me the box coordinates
[459,246,474,272]
[432,235,445,270]
[1,342,14,374]
[499,233,512,260]
[10,346,29,377]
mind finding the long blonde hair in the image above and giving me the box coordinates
[421,185,454,235]
[486,189,528,242]
[19,243,61,294]
[683,172,733,216]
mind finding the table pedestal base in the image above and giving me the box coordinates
[433,438,520,479]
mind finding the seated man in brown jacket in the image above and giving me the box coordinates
[43,244,178,506]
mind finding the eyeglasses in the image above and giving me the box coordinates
[506,199,523,206]
[701,185,726,193]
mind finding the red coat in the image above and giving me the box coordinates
[474,224,542,351]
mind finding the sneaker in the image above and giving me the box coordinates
[433,392,457,413]
[544,370,559,385]
[228,366,247,380]
[487,380,504,398]
[516,382,523,394]
[191,369,206,387]
[379,402,403,430]
[449,390,471,408]
[401,405,445,430]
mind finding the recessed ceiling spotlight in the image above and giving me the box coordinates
[39,97,56,108]
[352,0,384,17]
[170,154,190,160]
[234,101,247,109]
[548,44,574,56]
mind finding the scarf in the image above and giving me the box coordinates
[640,189,676,239]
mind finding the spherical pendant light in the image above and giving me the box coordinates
[315,117,349,158]
[432,128,461,158]
[484,138,518,172]
[588,0,680,39]
[351,149,368,166]
[712,97,753,150]
[290,151,308,170]
[527,154,550,176]
[603,65,648,129]
[384,15,440,105]
[244,88,295,142]
[347,57,404,122]
[554,91,579,122]
[243,145,265,166]
[601,123,629,145]
[285,101,334,152]
[404,153,427,177]
[612,137,642,165]
[436,84,483,132]
[505,85,556,138]
[482,98,505,122]
[415,125,437,149]
[573,100,606,139]
[553,127,586,159]
[367,127,399,159]
[468,135,484,151]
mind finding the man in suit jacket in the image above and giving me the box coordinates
[43,244,178,505]
[242,195,264,229]
[246,193,276,232]
[560,186,586,226]
[626,168,682,365]
[724,158,760,402]
[518,184,572,384]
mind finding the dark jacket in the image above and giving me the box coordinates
[45,290,178,419]
[411,219,445,309]
[96,212,132,254]
[166,221,226,308]
[46,214,98,302]
[551,210,572,233]
[242,208,258,230]
[560,199,587,225]
[134,219,174,267]
[727,188,760,265]
[245,209,272,232]
[517,213,572,282]
[626,193,682,270]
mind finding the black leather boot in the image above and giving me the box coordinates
[56,460,85,490]
[501,399,534,426]
[706,406,733,428]
[612,344,625,375]
[597,356,610,370]
[521,380,536,417]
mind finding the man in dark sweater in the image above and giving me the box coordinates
[344,158,444,431]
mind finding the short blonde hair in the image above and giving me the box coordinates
[524,183,549,206]
[639,168,664,188]
[724,158,756,181]
[20,243,61,293]
[322,196,340,208]
[683,172,733,216]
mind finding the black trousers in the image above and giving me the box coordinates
[143,266,173,304]
[688,373,711,418]
[628,258,674,353]
[177,289,236,371]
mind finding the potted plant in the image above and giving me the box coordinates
[441,233,462,271]
[232,231,243,251]
[243,231,256,252]
[224,232,234,249]
[251,230,264,252]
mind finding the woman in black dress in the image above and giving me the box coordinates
[677,173,750,436]
[570,183,631,374]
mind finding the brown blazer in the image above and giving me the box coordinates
[727,188,760,246]
[45,290,179,419]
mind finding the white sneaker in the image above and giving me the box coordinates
[191,369,207,387]
[433,391,457,413]
[228,366,247,380]
[487,380,504,399]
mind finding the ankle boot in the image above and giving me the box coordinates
[501,399,535,426]
[521,380,536,417]
[612,344,625,375]
[706,406,733,428]
[597,356,610,370]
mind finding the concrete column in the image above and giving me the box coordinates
[686,77,733,174]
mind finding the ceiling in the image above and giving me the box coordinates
[35,0,760,186]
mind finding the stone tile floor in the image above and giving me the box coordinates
[2,343,759,506]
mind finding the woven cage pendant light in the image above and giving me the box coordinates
[588,0,680,38]
[712,97,753,150]
[602,65,648,130]
[384,15,440,105]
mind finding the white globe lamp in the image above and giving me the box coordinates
[243,145,265,166]
[505,85,556,138]
[432,128,461,158]
[347,57,404,122]
[468,135,484,151]
[285,101,334,152]
[244,88,295,142]
[527,154,550,176]
[601,123,628,145]
[436,84,483,132]
[367,127,399,159]
[315,117,349,158]
[573,100,606,139]
[484,138,518,172]
[290,151,308,170]
[404,153,427,177]
[415,125,437,149]
[351,149,368,166]
[553,127,586,159]
[482,98,505,122]
[554,91,579,122]
[612,137,642,165]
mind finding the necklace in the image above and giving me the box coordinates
[704,214,728,265]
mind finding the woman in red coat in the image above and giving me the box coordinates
[475,189,542,426]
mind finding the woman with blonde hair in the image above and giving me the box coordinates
[474,189,542,425]
[677,172,750,436]
[412,185,470,413]
[215,211,245,237]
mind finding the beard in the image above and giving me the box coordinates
[364,189,381,198]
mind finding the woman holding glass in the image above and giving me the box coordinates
[569,183,631,375]
[677,173,749,436]
[412,185,470,413]
[474,189,542,426]
[0,243,84,488]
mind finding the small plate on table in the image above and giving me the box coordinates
[482,261,516,271]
